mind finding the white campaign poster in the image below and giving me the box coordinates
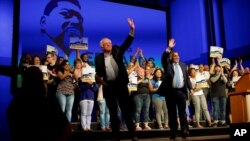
[39,65,48,81]
[190,64,199,70]
[219,58,231,68]
[128,71,137,91]
[47,45,58,55]
[210,46,223,58]
[196,80,209,89]
[28,65,48,80]
[81,67,95,82]
[70,37,88,50]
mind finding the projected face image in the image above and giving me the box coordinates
[40,0,84,55]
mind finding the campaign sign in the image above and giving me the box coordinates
[70,37,88,50]
[210,46,223,58]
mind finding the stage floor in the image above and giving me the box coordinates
[100,135,230,141]
[70,122,230,141]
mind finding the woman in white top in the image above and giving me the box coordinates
[189,68,214,128]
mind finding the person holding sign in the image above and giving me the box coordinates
[78,76,98,131]
[210,65,228,126]
[197,64,210,99]
[189,68,214,128]
[94,18,137,141]
[127,60,140,93]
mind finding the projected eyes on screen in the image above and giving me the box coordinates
[40,0,84,56]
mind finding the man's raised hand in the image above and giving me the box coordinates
[128,18,135,31]
[168,38,176,49]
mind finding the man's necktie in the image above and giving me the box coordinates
[174,63,182,88]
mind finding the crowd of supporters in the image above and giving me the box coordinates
[17,48,249,131]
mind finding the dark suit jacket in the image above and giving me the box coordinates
[158,51,192,98]
[95,35,134,86]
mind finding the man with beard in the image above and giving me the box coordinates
[40,0,84,56]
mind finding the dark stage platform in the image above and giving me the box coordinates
[69,121,230,141]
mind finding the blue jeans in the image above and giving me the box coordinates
[211,96,227,121]
[133,94,151,123]
[97,99,110,128]
[56,93,75,122]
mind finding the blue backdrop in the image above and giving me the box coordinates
[0,0,13,66]
[1,0,250,140]
[18,0,167,67]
